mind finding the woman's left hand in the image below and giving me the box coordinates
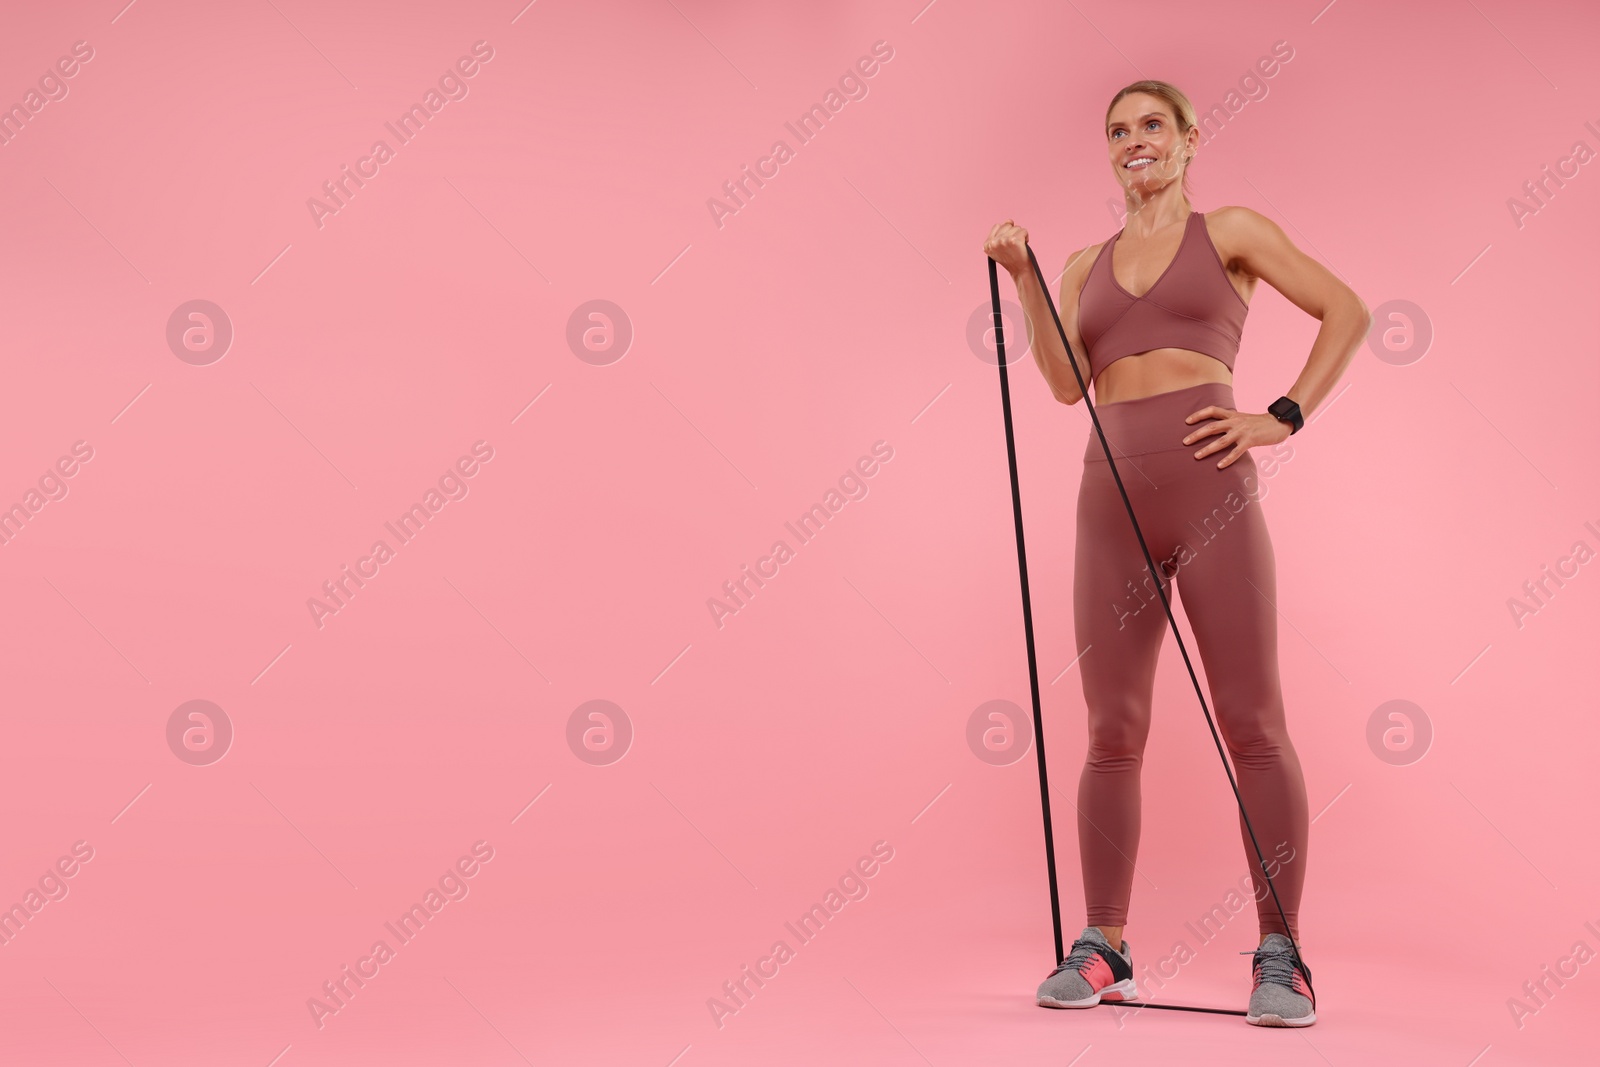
[1182,406,1290,469]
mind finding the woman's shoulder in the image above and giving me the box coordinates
[1200,205,1278,243]
[1199,205,1282,271]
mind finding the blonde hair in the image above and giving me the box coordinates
[1106,80,1198,197]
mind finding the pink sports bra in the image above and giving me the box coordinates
[1077,210,1249,382]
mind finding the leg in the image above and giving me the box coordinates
[1167,454,1309,942]
[1072,459,1172,931]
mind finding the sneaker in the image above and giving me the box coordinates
[1242,933,1316,1026]
[1037,926,1136,1008]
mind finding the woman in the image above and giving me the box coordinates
[982,80,1369,1027]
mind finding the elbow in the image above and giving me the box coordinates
[1351,296,1374,353]
[1320,290,1371,332]
[1346,291,1373,333]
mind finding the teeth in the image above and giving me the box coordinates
[1126,158,1155,169]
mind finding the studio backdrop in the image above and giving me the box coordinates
[0,1,1595,1064]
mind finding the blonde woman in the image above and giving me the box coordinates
[983,79,1368,1026]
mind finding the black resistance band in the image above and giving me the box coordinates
[986,244,1315,1016]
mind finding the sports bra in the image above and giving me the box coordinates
[1077,210,1249,382]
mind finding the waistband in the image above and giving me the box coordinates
[1083,381,1237,462]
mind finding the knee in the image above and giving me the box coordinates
[1221,715,1289,764]
[1085,706,1150,766]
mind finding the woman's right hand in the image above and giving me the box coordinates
[983,219,1031,277]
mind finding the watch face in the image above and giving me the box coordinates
[1270,398,1301,431]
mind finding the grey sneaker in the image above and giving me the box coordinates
[1242,933,1316,1026]
[1037,926,1137,1008]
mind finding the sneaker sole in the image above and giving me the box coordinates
[1246,1010,1317,1027]
[1038,977,1138,1009]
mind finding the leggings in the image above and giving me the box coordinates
[1072,381,1307,940]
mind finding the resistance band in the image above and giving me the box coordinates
[985,244,1314,1016]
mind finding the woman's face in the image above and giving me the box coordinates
[1106,93,1191,193]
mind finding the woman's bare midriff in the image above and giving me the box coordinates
[1091,347,1233,405]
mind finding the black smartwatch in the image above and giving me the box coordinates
[1268,395,1303,435]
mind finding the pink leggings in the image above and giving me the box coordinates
[1073,381,1307,939]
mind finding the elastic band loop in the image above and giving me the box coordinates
[986,245,1314,1011]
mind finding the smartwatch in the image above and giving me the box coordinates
[1268,396,1303,435]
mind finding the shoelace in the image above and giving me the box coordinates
[1240,943,1311,1001]
[1050,937,1111,979]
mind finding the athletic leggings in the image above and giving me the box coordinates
[1072,381,1308,940]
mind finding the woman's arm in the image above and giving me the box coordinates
[1009,250,1096,405]
[983,220,1095,404]
[1183,206,1373,468]
[1224,205,1372,421]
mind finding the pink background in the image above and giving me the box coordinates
[2,0,1597,1063]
